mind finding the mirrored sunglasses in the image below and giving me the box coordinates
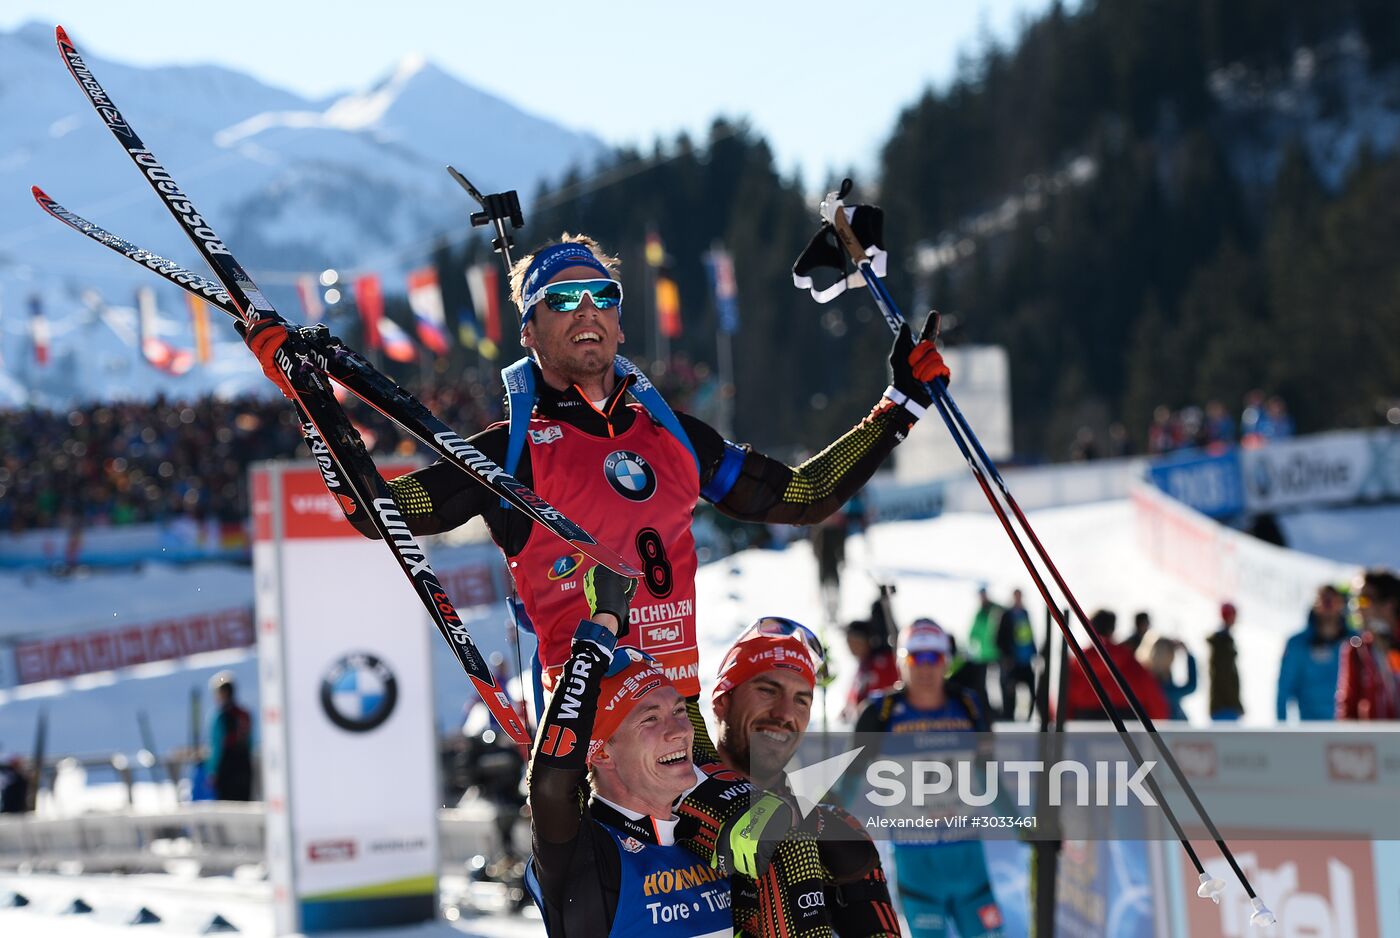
[524,278,624,313]
[904,650,947,667]
[742,616,829,682]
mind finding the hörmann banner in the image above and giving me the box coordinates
[253,460,437,935]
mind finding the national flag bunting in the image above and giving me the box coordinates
[407,267,450,356]
[656,274,682,338]
[28,295,50,366]
[377,316,418,363]
[465,264,502,358]
[705,247,740,335]
[645,230,666,268]
[296,274,324,323]
[353,274,384,350]
[136,287,193,375]
[186,293,212,364]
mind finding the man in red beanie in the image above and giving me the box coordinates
[705,618,902,937]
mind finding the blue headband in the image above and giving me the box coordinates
[519,243,613,331]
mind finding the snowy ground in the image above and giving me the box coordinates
[696,499,1345,728]
[1,496,1393,935]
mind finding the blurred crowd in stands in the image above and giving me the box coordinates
[0,357,717,538]
[1146,389,1295,456]
[0,379,500,534]
[1065,389,1298,463]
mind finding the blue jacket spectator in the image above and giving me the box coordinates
[1146,637,1198,721]
[1277,586,1353,722]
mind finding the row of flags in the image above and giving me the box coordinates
[13,242,742,372]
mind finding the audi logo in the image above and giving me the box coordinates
[797,891,826,910]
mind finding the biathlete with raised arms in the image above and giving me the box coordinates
[342,235,949,717]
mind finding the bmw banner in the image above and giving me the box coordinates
[252,461,438,934]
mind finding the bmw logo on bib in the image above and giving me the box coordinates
[320,652,398,733]
[604,450,656,502]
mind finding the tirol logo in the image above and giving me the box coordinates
[604,450,657,501]
[549,553,584,581]
[320,652,398,732]
[530,425,564,445]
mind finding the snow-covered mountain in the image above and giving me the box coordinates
[0,21,605,407]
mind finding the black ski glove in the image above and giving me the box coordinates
[583,565,637,633]
[886,311,947,419]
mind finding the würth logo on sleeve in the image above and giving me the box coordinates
[540,725,577,758]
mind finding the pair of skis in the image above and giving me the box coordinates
[40,26,640,748]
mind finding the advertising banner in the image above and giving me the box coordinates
[1240,428,1400,512]
[1148,448,1244,518]
[253,461,438,934]
[12,607,253,684]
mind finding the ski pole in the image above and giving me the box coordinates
[818,186,1273,925]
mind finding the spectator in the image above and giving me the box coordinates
[1261,396,1295,440]
[843,617,900,720]
[964,586,1002,716]
[1106,422,1133,458]
[1277,585,1354,722]
[995,588,1037,721]
[1062,610,1169,721]
[1144,636,1198,721]
[1240,389,1267,444]
[1204,400,1235,447]
[811,503,850,618]
[1147,405,1179,455]
[207,671,254,802]
[1337,569,1400,720]
[1177,406,1206,448]
[1123,611,1152,653]
[0,754,30,814]
[1069,426,1099,462]
[1207,602,1244,721]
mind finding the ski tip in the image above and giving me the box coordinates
[31,185,48,201]
[55,25,71,45]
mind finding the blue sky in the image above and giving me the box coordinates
[3,1,1052,189]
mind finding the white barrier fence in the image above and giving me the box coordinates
[1131,480,1357,618]
[943,456,1148,513]
[0,803,510,876]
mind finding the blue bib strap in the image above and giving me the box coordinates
[523,858,551,934]
[499,355,699,510]
[530,648,546,732]
[701,441,745,503]
[501,357,538,510]
[613,355,700,473]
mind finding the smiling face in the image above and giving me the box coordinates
[520,265,625,393]
[592,685,694,813]
[714,669,813,787]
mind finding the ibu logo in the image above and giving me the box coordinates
[549,552,584,580]
[604,450,656,502]
[320,652,398,733]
